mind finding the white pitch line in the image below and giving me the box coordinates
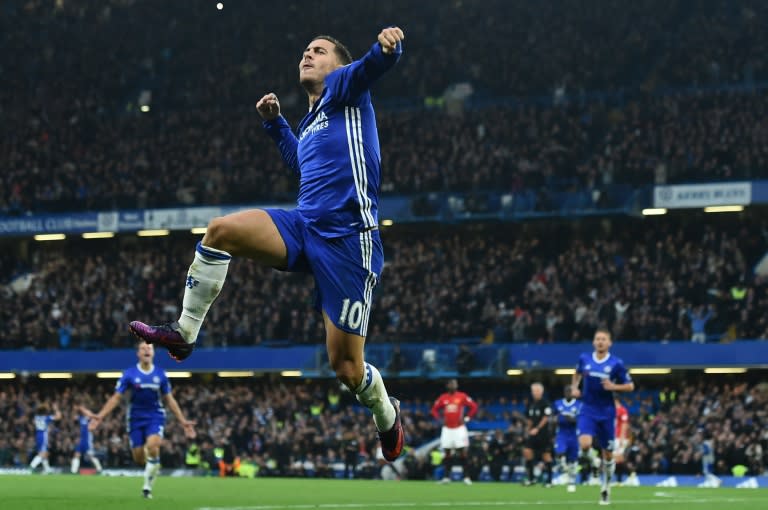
[198,497,765,510]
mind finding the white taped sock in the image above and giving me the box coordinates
[71,456,80,474]
[569,461,579,485]
[144,457,161,489]
[602,459,615,489]
[178,243,231,343]
[355,362,396,432]
[30,455,42,469]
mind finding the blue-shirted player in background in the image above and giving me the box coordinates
[70,405,103,474]
[89,341,195,498]
[571,328,634,505]
[29,402,61,474]
[128,27,406,461]
[554,384,582,493]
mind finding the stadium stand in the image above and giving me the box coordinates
[1,378,765,478]
[2,214,766,349]
[2,1,768,214]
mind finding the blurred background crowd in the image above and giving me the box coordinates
[0,378,765,478]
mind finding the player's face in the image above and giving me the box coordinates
[137,342,154,364]
[299,38,343,87]
[564,385,573,399]
[531,385,543,400]
[447,379,458,392]
[593,331,612,353]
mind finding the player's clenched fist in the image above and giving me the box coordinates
[256,93,281,121]
[378,27,404,54]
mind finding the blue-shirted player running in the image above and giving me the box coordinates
[89,341,195,498]
[554,384,582,493]
[70,405,103,474]
[29,402,61,473]
[571,328,634,505]
[128,27,406,461]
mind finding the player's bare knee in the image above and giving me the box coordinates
[330,358,360,389]
[202,216,232,251]
[132,449,145,465]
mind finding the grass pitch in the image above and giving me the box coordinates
[0,475,766,510]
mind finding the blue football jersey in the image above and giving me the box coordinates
[34,414,54,444]
[264,41,402,238]
[116,364,171,421]
[34,414,54,432]
[554,398,582,434]
[576,352,631,416]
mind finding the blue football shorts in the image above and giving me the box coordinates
[577,412,615,451]
[555,431,580,461]
[128,419,165,449]
[266,209,382,337]
[77,437,94,455]
[35,433,49,454]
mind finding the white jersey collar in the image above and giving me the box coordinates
[592,352,611,364]
[137,363,155,375]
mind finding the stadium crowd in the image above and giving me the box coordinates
[2,215,766,350]
[4,0,765,108]
[0,378,765,479]
[2,1,768,214]
[4,90,768,215]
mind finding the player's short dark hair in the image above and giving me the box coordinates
[313,35,353,65]
[595,328,613,339]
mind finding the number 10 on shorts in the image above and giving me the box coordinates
[339,298,365,330]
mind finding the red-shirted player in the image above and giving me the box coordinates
[613,397,630,483]
[431,379,478,485]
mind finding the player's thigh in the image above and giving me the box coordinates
[203,209,288,266]
[312,230,383,338]
[577,414,596,449]
[323,311,365,371]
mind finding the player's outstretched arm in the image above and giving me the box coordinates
[89,392,122,431]
[163,393,196,439]
[327,27,404,104]
[258,92,300,175]
[52,403,62,421]
[78,405,97,419]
